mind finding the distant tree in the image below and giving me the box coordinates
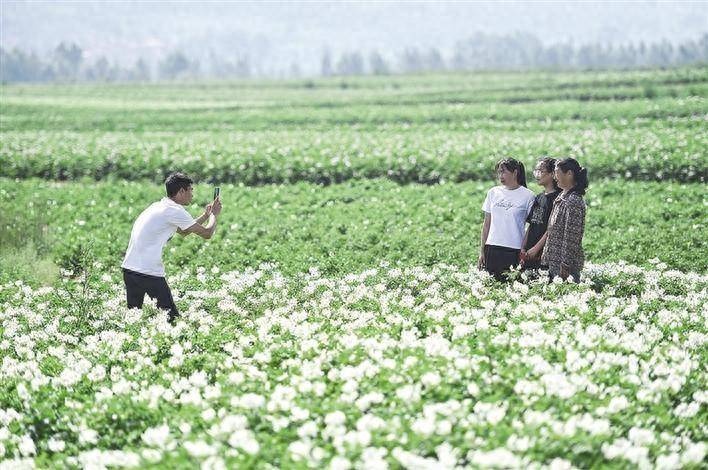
[4,33,708,83]
[53,42,82,80]
[699,33,708,62]
[400,47,423,73]
[206,50,249,79]
[637,41,648,67]
[207,49,228,77]
[0,47,50,81]
[677,42,696,64]
[507,32,543,68]
[189,59,201,78]
[577,44,598,68]
[451,49,467,71]
[649,40,674,66]
[289,62,302,78]
[86,56,111,81]
[321,49,333,76]
[336,51,364,75]
[235,56,251,77]
[424,48,445,71]
[453,32,564,70]
[132,58,151,81]
[369,50,390,75]
[159,51,191,80]
[540,43,574,68]
[616,43,638,68]
[603,43,617,68]
[452,32,497,69]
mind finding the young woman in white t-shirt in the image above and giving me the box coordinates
[477,158,535,280]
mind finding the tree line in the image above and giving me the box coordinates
[2,32,707,83]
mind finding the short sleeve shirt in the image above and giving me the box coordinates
[121,198,196,277]
[524,190,560,250]
[482,186,535,249]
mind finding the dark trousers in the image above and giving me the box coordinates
[484,245,520,281]
[123,268,179,323]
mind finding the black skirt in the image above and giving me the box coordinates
[484,244,520,281]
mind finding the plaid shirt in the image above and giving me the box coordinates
[542,191,586,273]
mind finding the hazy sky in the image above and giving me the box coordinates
[2,1,707,73]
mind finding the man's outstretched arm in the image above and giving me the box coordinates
[182,216,217,239]
[178,199,222,239]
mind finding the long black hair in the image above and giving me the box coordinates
[556,158,588,196]
[496,158,527,188]
[538,157,560,190]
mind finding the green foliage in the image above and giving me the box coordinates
[0,178,705,275]
[1,68,706,184]
[0,243,59,286]
[0,206,58,285]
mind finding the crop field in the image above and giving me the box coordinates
[0,68,707,468]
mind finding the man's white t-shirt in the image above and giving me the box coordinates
[121,198,196,277]
[482,186,535,249]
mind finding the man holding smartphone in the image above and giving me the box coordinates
[121,172,222,323]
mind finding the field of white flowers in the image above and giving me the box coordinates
[1,67,706,469]
[1,261,705,469]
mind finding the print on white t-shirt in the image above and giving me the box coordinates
[122,198,196,277]
[482,186,535,249]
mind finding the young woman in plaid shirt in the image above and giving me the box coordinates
[542,158,589,282]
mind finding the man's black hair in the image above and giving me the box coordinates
[165,172,193,197]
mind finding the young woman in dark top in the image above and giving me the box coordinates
[541,158,589,282]
[478,158,535,281]
[521,157,560,271]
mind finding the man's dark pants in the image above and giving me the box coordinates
[122,268,179,323]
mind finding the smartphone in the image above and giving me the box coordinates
[213,187,220,200]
